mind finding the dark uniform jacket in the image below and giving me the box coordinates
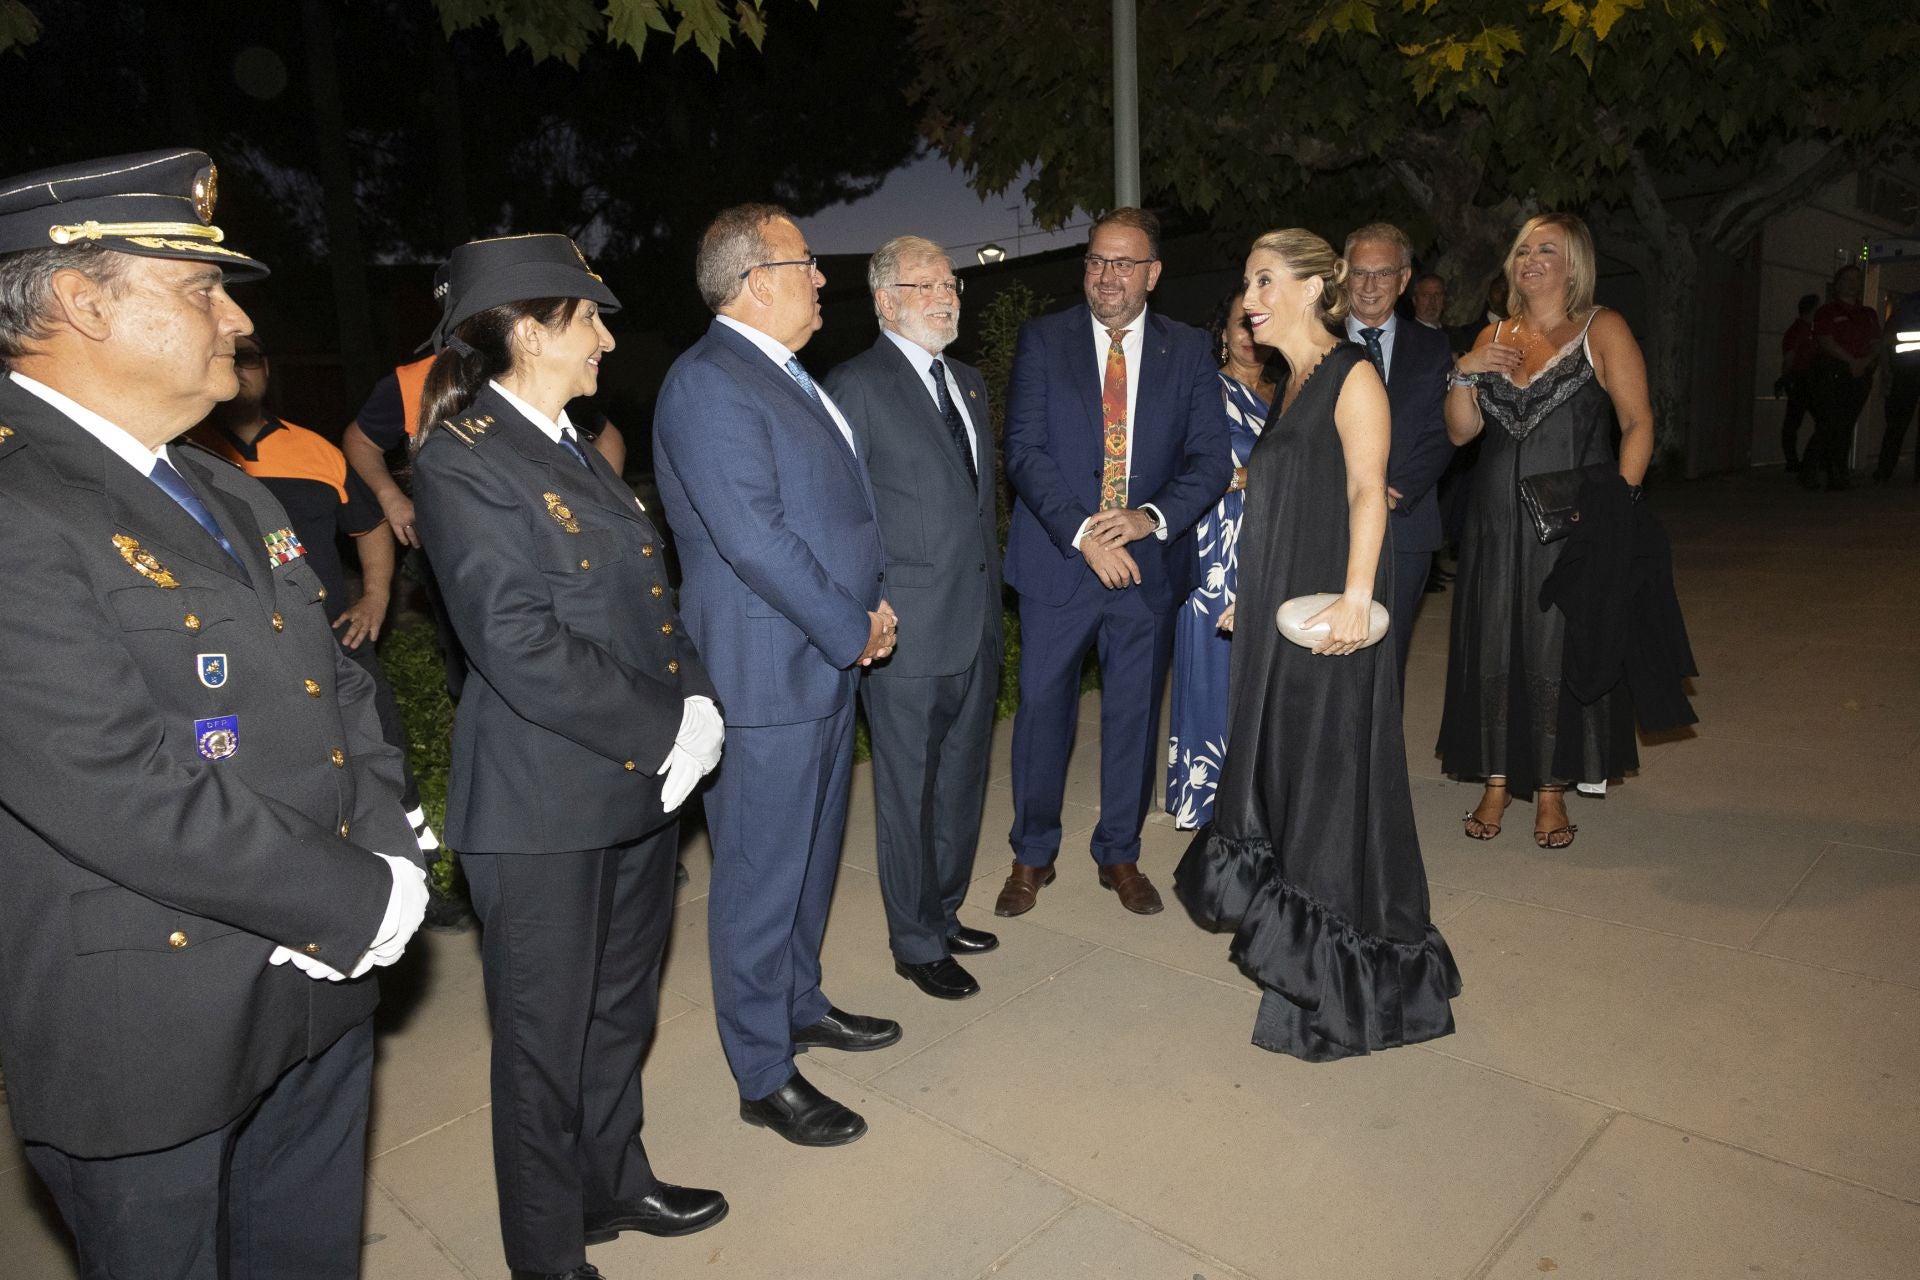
[412,385,716,854]
[824,336,1002,678]
[0,377,412,1158]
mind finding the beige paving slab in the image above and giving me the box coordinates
[1482,1115,1920,1280]
[1750,843,1920,987]
[0,1099,20,1178]
[0,1159,73,1279]
[1440,898,1920,1199]
[1412,778,1827,947]
[987,1200,1258,1280]
[1679,626,1810,687]
[872,949,1607,1280]
[366,1106,505,1276]
[1618,734,1920,854]
[362,1176,478,1279]
[1682,677,1920,760]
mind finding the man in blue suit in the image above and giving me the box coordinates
[996,208,1231,919]
[1343,222,1456,679]
[654,204,901,1148]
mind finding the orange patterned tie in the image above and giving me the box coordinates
[1100,326,1129,510]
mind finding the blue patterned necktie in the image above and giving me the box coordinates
[785,356,824,407]
[929,359,978,487]
[149,457,244,570]
[1360,327,1387,381]
[558,426,592,469]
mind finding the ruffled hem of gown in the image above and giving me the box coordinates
[1174,831,1463,1063]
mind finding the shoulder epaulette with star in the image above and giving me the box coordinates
[438,412,498,448]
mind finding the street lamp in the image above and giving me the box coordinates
[977,243,1007,265]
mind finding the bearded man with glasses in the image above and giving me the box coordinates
[995,207,1230,919]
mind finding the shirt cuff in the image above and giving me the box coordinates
[1070,517,1093,551]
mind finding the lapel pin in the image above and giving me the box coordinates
[112,534,180,588]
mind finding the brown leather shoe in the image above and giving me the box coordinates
[993,862,1055,917]
[1097,862,1164,915]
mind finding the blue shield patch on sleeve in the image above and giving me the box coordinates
[194,715,239,761]
[197,653,228,688]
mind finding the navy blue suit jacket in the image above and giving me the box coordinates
[1381,317,1456,556]
[653,320,885,727]
[1002,305,1231,612]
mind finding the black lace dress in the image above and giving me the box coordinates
[1437,313,1636,796]
[1175,346,1461,1062]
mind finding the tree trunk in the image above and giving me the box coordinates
[301,0,379,406]
[1624,148,1699,468]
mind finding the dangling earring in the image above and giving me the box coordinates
[1219,332,1229,364]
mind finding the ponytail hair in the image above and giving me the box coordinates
[414,295,580,451]
[1249,228,1351,329]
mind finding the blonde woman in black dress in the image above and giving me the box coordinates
[1176,230,1461,1061]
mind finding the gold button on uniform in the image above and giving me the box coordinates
[579,559,591,570]
[329,748,345,768]
[304,942,322,954]
[168,931,188,949]
[640,544,655,558]
[623,760,637,771]
[183,614,201,632]
[316,587,327,601]
[650,585,663,598]
[660,621,674,636]
[303,678,322,697]
[667,660,679,674]
[271,612,285,632]
[338,822,351,837]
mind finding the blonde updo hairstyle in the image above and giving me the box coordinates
[1504,212,1597,318]
[1250,228,1351,328]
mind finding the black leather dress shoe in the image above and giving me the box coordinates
[947,925,999,954]
[792,1006,902,1052]
[584,1184,728,1244]
[739,1071,867,1146]
[896,956,979,1000]
[510,1265,604,1280]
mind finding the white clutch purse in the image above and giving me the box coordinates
[1276,593,1390,650]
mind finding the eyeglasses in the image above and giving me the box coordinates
[1349,268,1405,284]
[1084,254,1154,278]
[233,349,267,369]
[888,279,963,299]
[739,256,819,279]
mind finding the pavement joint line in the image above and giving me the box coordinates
[1740,840,1835,950]
[813,1056,1264,1280]
[996,913,1267,999]
[366,1169,486,1278]
[370,1100,492,1161]
[1465,1109,1618,1280]
[966,1199,1078,1280]
[1425,883,1920,990]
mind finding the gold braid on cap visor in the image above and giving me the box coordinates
[47,221,227,246]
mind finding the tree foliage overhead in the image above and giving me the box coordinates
[431,0,816,67]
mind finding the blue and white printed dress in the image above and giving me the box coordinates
[1167,371,1268,829]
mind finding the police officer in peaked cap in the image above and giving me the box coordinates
[0,149,429,1279]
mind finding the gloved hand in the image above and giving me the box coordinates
[266,852,428,981]
[268,945,348,981]
[657,695,725,812]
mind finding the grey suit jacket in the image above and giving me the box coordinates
[0,376,409,1157]
[826,336,1002,678]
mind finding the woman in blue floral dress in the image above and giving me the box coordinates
[1167,295,1276,828]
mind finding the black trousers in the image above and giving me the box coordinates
[1806,364,1872,481]
[1875,369,1920,480]
[25,1018,374,1280]
[1779,371,1814,466]
[1388,547,1429,686]
[463,825,678,1273]
[861,637,999,964]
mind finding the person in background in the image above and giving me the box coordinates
[1777,292,1820,472]
[1411,272,1448,331]
[1872,289,1919,484]
[1167,290,1272,831]
[1802,264,1881,492]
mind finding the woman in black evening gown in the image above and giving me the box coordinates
[1438,213,1656,849]
[1175,230,1461,1062]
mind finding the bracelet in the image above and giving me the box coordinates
[1447,369,1480,390]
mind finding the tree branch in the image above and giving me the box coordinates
[1700,137,1854,253]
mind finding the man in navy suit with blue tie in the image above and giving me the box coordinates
[1343,223,1456,679]
[995,208,1231,919]
[654,205,902,1149]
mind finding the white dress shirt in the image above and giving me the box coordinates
[880,327,977,456]
[488,379,578,446]
[1075,308,1165,547]
[716,314,857,453]
[1346,311,1399,383]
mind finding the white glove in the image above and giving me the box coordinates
[266,851,428,981]
[675,695,725,773]
[658,743,704,813]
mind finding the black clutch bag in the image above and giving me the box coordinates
[1517,463,1617,544]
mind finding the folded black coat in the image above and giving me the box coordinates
[1539,475,1699,780]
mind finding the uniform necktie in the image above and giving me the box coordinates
[149,457,245,570]
[785,356,824,407]
[1360,326,1387,381]
[928,359,978,487]
[1100,327,1129,510]
[558,426,592,469]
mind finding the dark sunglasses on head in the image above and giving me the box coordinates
[233,349,268,369]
